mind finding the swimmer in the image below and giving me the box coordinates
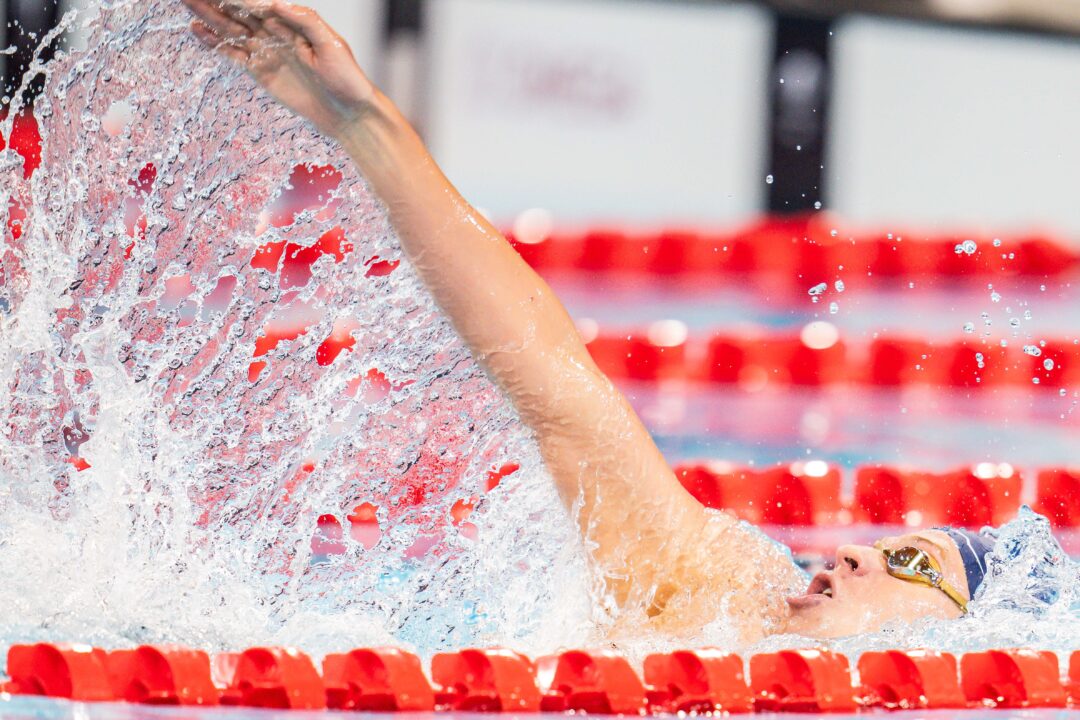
[180,0,997,643]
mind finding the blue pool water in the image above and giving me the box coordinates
[550,274,1080,338]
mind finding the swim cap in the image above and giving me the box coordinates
[936,526,995,598]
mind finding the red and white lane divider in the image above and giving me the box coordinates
[2,643,1079,712]
[507,214,1079,281]
[306,463,1079,562]
[577,322,1080,390]
[672,462,1080,530]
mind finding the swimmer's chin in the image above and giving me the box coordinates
[779,599,883,639]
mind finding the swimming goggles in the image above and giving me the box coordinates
[874,542,968,614]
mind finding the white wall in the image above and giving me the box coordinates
[425,0,774,226]
[292,0,384,78]
[827,16,1080,236]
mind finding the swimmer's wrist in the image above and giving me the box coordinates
[335,93,429,179]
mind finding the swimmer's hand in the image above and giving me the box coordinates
[182,0,376,139]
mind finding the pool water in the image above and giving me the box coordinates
[549,269,1080,469]
[550,273,1080,338]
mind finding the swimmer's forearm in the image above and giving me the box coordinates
[333,94,587,406]
[333,92,432,196]
[334,97,691,528]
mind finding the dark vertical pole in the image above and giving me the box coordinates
[384,0,424,38]
[764,14,832,214]
[3,0,63,100]
[382,0,426,129]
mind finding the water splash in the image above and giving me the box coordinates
[1,0,1076,671]
[0,0,588,658]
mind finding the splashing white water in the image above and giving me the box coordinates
[0,0,590,659]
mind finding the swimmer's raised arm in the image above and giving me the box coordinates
[183,0,798,638]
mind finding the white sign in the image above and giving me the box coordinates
[827,16,1080,237]
[425,0,774,226]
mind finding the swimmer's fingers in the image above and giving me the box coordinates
[266,1,340,50]
[191,19,252,65]
[214,0,280,36]
[261,16,300,46]
[182,0,253,41]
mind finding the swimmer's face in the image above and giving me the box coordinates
[782,529,968,638]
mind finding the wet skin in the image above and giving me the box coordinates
[180,0,968,643]
[783,529,970,638]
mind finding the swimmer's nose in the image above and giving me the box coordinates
[835,544,879,577]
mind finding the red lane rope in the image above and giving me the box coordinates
[670,462,1079,529]
[508,216,1080,281]
[576,325,1080,390]
[2,643,1077,712]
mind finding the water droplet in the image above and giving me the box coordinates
[1061,389,1068,397]
[963,322,975,334]
[961,239,977,255]
[1023,345,1042,356]
[829,301,839,315]
[1044,359,1055,371]
[813,201,822,210]
[1032,377,1040,385]
[992,238,1001,247]
[1009,318,1020,329]
[829,229,838,238]
[1024,310,1033,320]
[990,291,1001,303]
[765,174,774,184]
[834,280,845,293]
[808,282,828,296]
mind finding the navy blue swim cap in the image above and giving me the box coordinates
[936,526,996,598]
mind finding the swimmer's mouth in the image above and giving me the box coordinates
[807,572,834,598]
[786,572,835,609]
